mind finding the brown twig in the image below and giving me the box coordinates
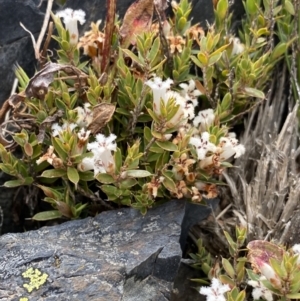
[20,0,54,62]
[40,21,54,68]
[101,0,116,73]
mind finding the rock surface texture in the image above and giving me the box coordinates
[0,200,217,301]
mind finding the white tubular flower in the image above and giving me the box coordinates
[51,122,78,137]
[218,137,245,161]
[145,77,173,115]
[146,76,195,128]
[199,278,230,301]
[75,128,91,154]
[258,262,281,289]
[193,109,215,132]
[230,37,245,55]
[189,132,216,160]
[248,277,273,301]
[77,128,91,141]
[56,8,86,45]
[79,133,117,176]
[164,90,188,127]
[75,103,93,127]
[179,79,202,107]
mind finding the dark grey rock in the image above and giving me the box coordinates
[0,0,44,103]
[0,199,217,301]
[0,0,44,45]
[171,259,206,301]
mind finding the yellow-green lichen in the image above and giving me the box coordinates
[22,267,48,293]
[19,298,29,301]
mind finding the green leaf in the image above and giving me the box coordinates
[67,167,79,188]
[218,274,235,287]
[52,137,68,161]
[119,178,138,189]
[4,179,27,188]
[114,148,122,173]
[244,87,265,98]
[126,170,152,178]
[222,258,235,278]
[148,36,160,63]
[271,42,288,60]
[208,52,222,66]
[40,169,67,178]
[32,210,63,221]
[190,55,204,68]
[246,0,258,14]
[120,197,131,206]
[284,0,295,15]
[287,293,300,299]
[37,184,62,200]
[216,0,228,20]
[221,93,232,111]
[78,171,95,181]
[121,48,144,65]
[144,126,152,144]
[100,185,120,201]
[96,173,115,184]
[161,171,176,193]
[24,142,33,157]
[155,141,177,152]
[197,52,208,66]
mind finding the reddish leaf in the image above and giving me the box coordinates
[247,240,284,272]
[120,0,154,46]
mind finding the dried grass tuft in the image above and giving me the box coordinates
[225,65,300,244]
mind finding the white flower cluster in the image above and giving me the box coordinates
[51,122,78,137]
[199,278,231,301]
[146,76,245,168]
[78,133,117,176]
[248,276,273,301]
[145,77,200,128]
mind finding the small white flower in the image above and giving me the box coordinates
[146,76,195,128]
[199,278,230,301]
[179,79,202,107]
[189,132,216,160]
[218,137,245,160]
[230,37,245,55]
[193,108,215,132]
[292,244,300,254]
[75,103,93,127]
[56,8,86,45]
[87,133,117,153]
[248,276,273,301]
[292,244,300,265]
[51,123,63,137]
[77,128,91,141]
[79,133,117,176]
[145,77,173,115]
[51,122,78,137]
[164,90,189,127]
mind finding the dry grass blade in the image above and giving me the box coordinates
[224,67,300,243]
